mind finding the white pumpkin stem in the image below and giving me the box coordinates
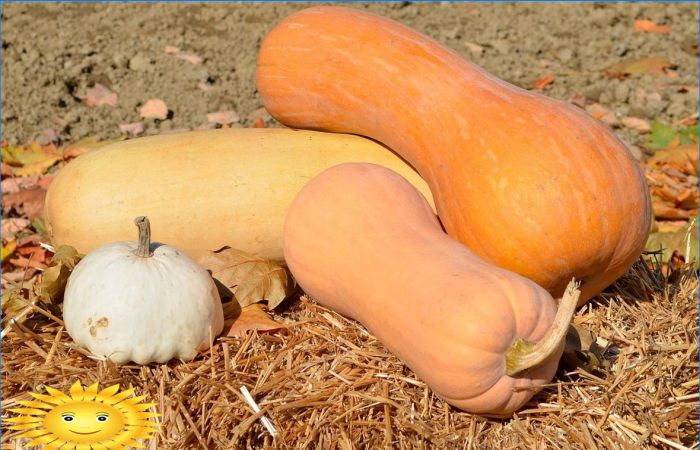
[134,216,152,258]
[504,279,580,376]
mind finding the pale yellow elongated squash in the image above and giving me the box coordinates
[44,128,434,260]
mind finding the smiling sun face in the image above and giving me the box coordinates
[43,401,126,443]
[5,381,159,449]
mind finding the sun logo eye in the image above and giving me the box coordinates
[96,413,109,422]
[61,414,75,422]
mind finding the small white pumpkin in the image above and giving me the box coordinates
[63,216,224,364]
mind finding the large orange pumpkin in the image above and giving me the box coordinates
[257,6,651,305]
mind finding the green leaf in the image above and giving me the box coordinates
[31,218,49,237]
[648,120,677,150]
[679,124,699,145]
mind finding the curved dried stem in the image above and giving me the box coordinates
[134,216,152,258]
[505,279,580,376]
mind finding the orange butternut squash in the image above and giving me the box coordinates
[257,6,651,305]
[283,163,579,415]
[43,128,433,260]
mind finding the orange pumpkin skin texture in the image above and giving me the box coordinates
[257,6,652,305]
[284,163,565,415]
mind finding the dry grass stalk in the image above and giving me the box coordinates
[1,258,697,449]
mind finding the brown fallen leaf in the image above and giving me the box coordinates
[646,220,698,269]
[2,162,13,176]
[139,99,169,120]
[606,57,674,79]
[561,323,609,372]
[37,245,82,303]
[9,254,48,270]
[247,107,271,122]
[85,83,118,107]
[1,218,31,239]
[532,73,555,91]
[207,110,240,125]
[621,117,651,132]
[567,92,588,109]
[585,103,619,127]
[464,41,485,56]
[2,188,46,220]
[252,117,266,128]
[198,247,291,309]
[634,19,671,34]
[1,175,53,194]
[652,198,690,220]
[164,45,180,54]
[224,302,285,337]
[175,52,203,65]
[648,144,699,174]
[119,122,145,136]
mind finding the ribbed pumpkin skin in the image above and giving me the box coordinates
[283,163,561,415]
[43,128,433,261]
[257,6,652,304]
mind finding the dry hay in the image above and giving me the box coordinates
[1,257,698,449]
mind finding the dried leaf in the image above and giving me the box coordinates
[646,220,698,269]
[225,302,285,337]
[634,19,671,34]
[139,99,169,120]
[164,45,180,54]
[37,245,82,303]
[1,143,60,176]
[532,73,555,91]
[464,41,485,55]
[606,57,674,79]
[198,247,291,309]
[652,198,691,220]
[2,240,17,263]
[207,110,240,125]
[621,117,651,132]
[2,218,31,239]
[118,122,145,136]
[648,144,699,172]
[85,83,118,107]
[2,188,46,220]
[61,135,126,160]
[567,92,588,109]
[561,323,609,371]
[175,52,203,65]
[585,103,619,127]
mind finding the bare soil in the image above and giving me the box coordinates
[2,2,698,150]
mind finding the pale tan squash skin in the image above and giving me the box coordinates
[257,6,652,305]
[44,128,433,260]
[283,163,562,415]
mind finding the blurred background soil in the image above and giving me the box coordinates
[2,2,698,154]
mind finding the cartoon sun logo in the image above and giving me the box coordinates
[5,381,159,449]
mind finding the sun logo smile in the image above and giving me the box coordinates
[5,381,159,449]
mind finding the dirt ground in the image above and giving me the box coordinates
[2,2,698,151]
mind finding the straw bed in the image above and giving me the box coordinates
[1,259,698,449]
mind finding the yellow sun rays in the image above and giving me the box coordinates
[5,381,159,449]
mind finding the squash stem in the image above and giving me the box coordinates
[134,216,152,258]
[504,279,580,376]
